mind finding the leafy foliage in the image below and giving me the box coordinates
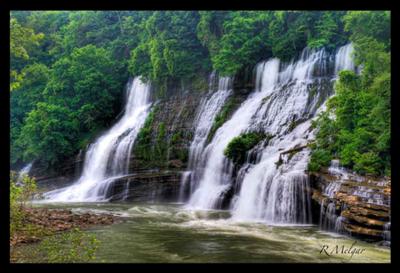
[133,107,156,162]
[10,171,38,238]
[224,132,268,165]
[37,228,100,263]
[128,11,211,83]
[210,12,272,75]
[10,11,389,177]
[309,11,390,176]
[308,149,332,172]
[46,45,125,129]
[206,96,240,144]
[10,17,44,91]
[16,103,79,168]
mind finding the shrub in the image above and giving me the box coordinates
[10,171,37,238]
[37,228,100,263]
[353,151,382,176]
[224,132,267,165]
[308,149,332,172]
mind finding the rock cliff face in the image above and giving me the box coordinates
[105,171,182,202]
[107,90,205,202]
[310,168,390,243]
[30,152,84,192]
[108,67,255,202]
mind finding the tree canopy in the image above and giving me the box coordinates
[309,11,390,176]
[10,11,390,176]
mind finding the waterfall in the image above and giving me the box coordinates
[185,44,355,225]
[335,43,355,74]
[179,75,232,201]
[187,59,280,209]
[44,77,151,202]
[322,159,347,199]
[17,162,33,185]
[232,45,355,224]
[383,222,391,246]
[327,159,349,179]
[320,202,338,230]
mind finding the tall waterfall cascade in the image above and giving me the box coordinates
[44,77,152,202]
[185,44,356,224]
[179,74,233,201]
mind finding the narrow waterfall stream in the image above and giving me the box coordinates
[17,162,33,185]
[179,74,232,201]
[43,77,152,202]
[319,158,390,234]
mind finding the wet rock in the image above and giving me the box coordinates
[341,209,386,228]
[168,159,184,169]
[106,172,182,202]
[343,222,383,238]
[11,207,118,247]
[310,170,390,242]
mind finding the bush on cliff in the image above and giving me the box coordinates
[224,132,268,165]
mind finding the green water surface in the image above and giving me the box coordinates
[16,202,390,263]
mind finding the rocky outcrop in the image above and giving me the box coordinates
[30,154,84,191]
[105,171,182,202]
[310,169,391,242]
[129,91,203,172]
[11,207,118,247]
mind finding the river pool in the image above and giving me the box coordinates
[15,202,390,263]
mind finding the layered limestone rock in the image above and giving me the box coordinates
[310,168,390,242]
[105,171,181,202]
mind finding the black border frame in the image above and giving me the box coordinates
[1,0,398,271]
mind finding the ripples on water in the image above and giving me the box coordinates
[16,202,390,263]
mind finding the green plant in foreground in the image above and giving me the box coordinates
[10,171,37,238]
[10,171,101,263]
[38,228,100,263]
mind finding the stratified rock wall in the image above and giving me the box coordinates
[310,169,390,242]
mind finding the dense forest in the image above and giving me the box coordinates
[309,12,390,176]
[10,11,390,176]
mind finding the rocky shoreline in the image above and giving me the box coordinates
[10,207,118,247]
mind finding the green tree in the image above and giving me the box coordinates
[128,11,211,83]
[46,45,126,131]
[212,11,272,75]
[224,132,268,165]
[309,11,390,176]
[11,63,50,164]
[10,17,44,91]
[16,103,79,168]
